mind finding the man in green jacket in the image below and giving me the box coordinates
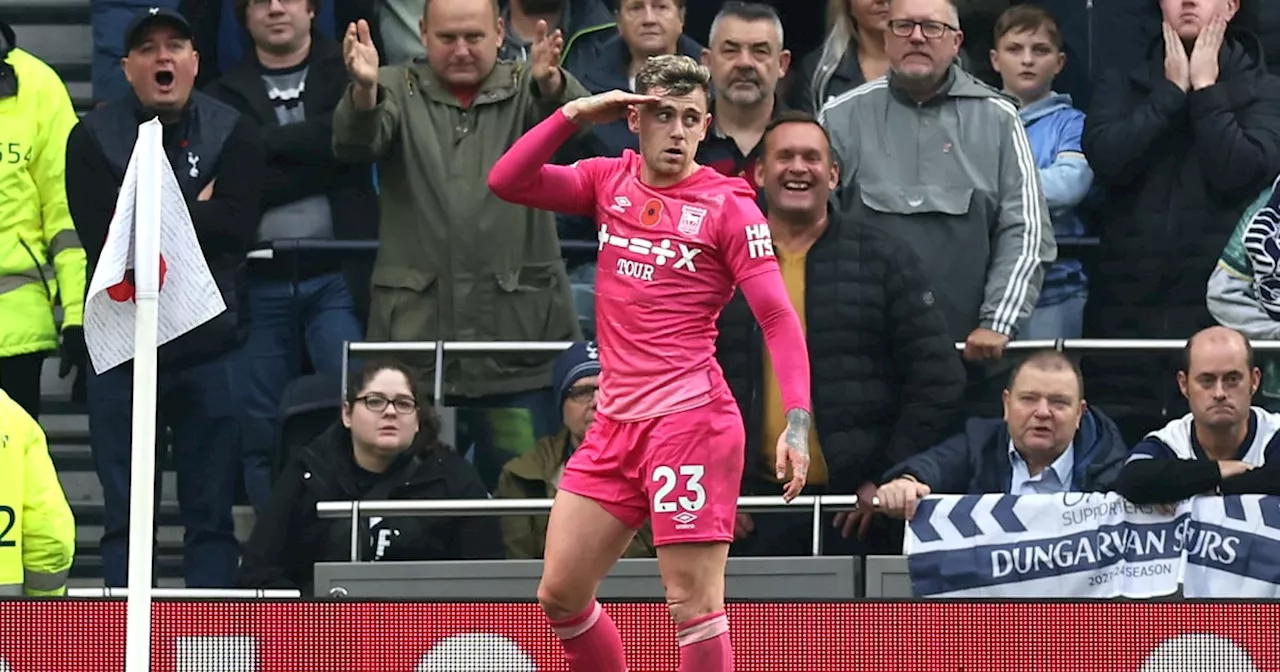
[334,0,586,488]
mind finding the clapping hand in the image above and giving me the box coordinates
[530,20,565,96]
[343,19,380,90]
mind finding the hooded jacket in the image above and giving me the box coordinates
[1020,92,1092,306]
[883,405,1130,493]
[0,21,85,360]
[1240,0,1280,75]
[1081,30,1280,418]
[239,423,503,593]
[820,65,1056,342]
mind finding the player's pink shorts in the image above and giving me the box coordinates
[558,390,745,546]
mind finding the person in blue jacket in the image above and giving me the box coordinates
[876,349,1129,519]
[989,4,1093,340]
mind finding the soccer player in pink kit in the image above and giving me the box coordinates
[488,54,813,672]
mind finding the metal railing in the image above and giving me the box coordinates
[247,236,1101,261]
[317,495,861,559]
[65,588,301,598]
[343,338,1280,404]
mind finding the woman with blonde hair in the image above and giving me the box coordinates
[787,0,891,114]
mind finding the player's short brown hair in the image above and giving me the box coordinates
[993,4,1063,50]
[634,54,712,102]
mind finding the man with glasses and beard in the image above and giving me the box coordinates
[819,0,1054,415]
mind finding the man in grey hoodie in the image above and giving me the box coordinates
[819,0,1055,392]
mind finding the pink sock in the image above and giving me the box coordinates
[548,601,628,672]
[676,610,733,671]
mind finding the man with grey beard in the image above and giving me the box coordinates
[695,2,790,193]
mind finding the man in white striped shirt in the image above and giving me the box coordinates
[817,0,1054,378]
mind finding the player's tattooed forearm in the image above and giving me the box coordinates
[785,409,811,455]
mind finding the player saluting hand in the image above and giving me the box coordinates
[489,55,813,672]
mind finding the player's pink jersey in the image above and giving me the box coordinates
[570,151,780,422]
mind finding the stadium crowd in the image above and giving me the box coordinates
[2,0,1280,594]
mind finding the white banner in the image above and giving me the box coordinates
[905,493,1280,598]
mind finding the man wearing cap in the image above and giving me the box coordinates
[496,341,656,559]
[64,6,264,588]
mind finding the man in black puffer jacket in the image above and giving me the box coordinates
[1082,0,1280,443]
[715,111,966,557]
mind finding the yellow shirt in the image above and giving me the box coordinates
[761,248,827,485]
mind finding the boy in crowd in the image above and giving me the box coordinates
[989,4,1094,339]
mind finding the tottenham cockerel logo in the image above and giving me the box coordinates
[1243,205,1280,320]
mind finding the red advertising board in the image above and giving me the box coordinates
[1,601,1277,671]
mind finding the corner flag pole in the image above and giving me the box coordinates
[124,118,163,672]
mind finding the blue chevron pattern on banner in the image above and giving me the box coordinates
[905,493,1280,598]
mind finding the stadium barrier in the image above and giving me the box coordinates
[1,599,1275,671]
[342,338,1262,409]
[65,589,302,599]
[316,495,860,559]
[247,236,1101,262]
[312,557,862,599]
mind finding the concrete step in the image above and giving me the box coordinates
[76,523,185,554]
[0,0,89,24]
[69,505,256,541]
[41,412,90,441]
[67,576,187,590]
[71,553,184,579]
[59,468,178,504]
[74,501,183,528]
[48,442,93,472]
[11,23,91,64]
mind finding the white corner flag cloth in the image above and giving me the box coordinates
[82,117,227,374]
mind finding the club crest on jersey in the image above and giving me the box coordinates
[640,199,663,227]
[678,205,707,237]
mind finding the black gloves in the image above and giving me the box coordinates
[58,326,87,378]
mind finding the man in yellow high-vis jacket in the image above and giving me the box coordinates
[0,19,88,418]
[0,388,75,595]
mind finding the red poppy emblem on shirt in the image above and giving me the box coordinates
[639,199,663,227]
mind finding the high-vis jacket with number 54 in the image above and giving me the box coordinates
[0,22,86,358]
[0,388,75,595]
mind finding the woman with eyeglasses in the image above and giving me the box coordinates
[239,359,503,592]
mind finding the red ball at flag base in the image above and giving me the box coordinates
[106,255,167,303]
